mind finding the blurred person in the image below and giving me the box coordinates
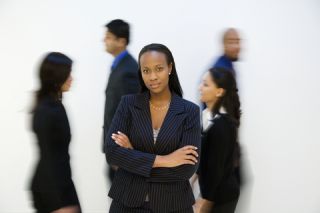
[211,27,243,187]
[102,19,140,183]
[29,52,81,213]
[105,43,201,212]
[201,28,241,110]
[193,68,241,213]
[212,28,241,77]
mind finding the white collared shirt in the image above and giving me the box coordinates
[202,108,213,131]
[202,107,227,131]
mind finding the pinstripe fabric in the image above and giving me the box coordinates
[105,92,201,213]
[110,200,193,213]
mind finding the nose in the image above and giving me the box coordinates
[149,70,158,81]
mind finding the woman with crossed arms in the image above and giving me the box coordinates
[105,43,201,213]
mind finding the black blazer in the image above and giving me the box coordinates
[197,114,240,204]
[105,92,201,212]
[30,97,73,191]
[103,53,139,148]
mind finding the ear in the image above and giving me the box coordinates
[168,63,172,74]
[216,88,225,98]
[118,38,127,47]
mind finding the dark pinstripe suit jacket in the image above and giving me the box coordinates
[105,92,201,212]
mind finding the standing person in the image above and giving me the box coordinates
[103,19,140,182]
[212,28,241,77]
[194,68,241,213]
[30,52,81,213]
[105,43,201,212]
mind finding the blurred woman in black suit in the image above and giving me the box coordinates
[193,68,241,213]
[30,52,81,213]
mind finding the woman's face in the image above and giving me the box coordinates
[199,71,223,105]
[61,74,73,92]
[140,51,172,94]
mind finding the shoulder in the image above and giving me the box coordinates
[122,53,138,67]
[214,55,225,63]
[34,98,63,116]
[119,93,140,105]
[213,55,230,67]
[210,114,236,134]
[33,99,64,129]
[176,96,200,114]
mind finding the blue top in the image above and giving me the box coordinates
[111,50,129,70]
[213,55,235,77]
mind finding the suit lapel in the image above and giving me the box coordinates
[155,93,186,153]
[133,92,155,153]
[133,92,187,154]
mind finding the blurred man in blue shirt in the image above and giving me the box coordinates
[102,19,139,183]
[213,28,241,77]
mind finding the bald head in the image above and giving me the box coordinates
[223,28,241,61]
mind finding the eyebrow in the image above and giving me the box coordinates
[142,64,164,68]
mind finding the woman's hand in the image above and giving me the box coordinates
[111,131,133,149]
[52,205,80,213]
[193,198,214,213]
[154,145,198,168]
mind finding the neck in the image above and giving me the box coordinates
[224,53,237,62]
[150,88,171,104]
[112,47,126,57]
[205,100,216,112]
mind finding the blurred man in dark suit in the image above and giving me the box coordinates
[102,19,139,183]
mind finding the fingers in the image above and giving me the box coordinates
[185,149,199,157]
[111,132,132,149]
[112,134,127,143]
[178,145,199,165]
[180,146,199,158]
[111,134,127,147]
[183,159,197,165]
[184,154,198,164]
[181,145,198,151]
[117,131,128,139]
[112,138,125,147]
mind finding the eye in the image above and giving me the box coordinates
[156,66,163,72]
[142,68,149,74]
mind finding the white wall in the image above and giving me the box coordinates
[1,0,320,212]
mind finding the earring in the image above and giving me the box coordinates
[169,73,171,75]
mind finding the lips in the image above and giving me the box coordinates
[149,83,160,89]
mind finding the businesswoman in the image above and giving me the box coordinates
[193,68,241,213]
[30,52,81,213]
[105,43,201,213]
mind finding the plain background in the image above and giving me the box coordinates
[1,0,320,212]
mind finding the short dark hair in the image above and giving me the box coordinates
[105,19,130,45]
[138,43,183,97]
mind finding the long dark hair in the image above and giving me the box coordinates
[32,52,72,111]
[137,43,183,97]
[209,67,241,126]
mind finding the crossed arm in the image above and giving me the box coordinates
[105,96,201,181]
